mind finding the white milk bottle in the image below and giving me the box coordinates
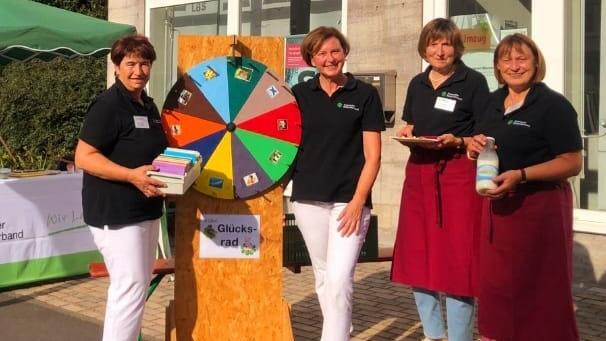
[476,137,499,194]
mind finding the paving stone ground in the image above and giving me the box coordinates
[2,262,605,340]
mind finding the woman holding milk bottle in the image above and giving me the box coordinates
[468,34,582,341]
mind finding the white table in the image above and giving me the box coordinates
[0,172,100,288]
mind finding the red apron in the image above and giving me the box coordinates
[478,181,579,341]
[391,149,481,297]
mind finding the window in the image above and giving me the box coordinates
[448,0,532,90]
[239,0,341,36]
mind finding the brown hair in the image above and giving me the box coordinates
[493,33,546,84]
[418,18,465,61]
[300,26,350,67]
[110,35,156,65]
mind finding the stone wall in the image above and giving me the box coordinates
[107,0,146,86]
[346,0,423,247]
[108,0,145,32]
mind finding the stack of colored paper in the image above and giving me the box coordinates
[147,148,202,195]
[151,147,200,176]
[152,156,192,176]
[163,147,200,164]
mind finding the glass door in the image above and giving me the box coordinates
[578,0,606,211]
[148,0,228,102]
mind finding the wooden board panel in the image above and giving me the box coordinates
[177,36,284,78]
[174,35,292,341]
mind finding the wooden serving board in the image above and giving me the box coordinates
[9,170,60,178]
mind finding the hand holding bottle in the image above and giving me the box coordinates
[483,169,524,199]
[476,137,499,195]
[467,134,488,159]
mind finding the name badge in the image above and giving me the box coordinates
[434,96,456,112]
[133,115,150,129]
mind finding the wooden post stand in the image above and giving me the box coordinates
[173,36,293,341]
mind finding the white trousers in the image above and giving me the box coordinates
[292,201,371,341]
[89,219,159,341]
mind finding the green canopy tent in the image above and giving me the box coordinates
[0,0,136,65]
[0,0,136,163]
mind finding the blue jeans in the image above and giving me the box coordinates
[413,288,475,341]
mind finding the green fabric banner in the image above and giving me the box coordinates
[0,251,102,289]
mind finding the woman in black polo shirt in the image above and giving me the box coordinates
[468,34,581,341]
[390,18,489,341]
[290,26,384,340]
[75,35,167,341]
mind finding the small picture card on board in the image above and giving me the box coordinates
[234,66,253,82]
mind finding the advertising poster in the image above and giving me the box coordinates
[285,34,317,88]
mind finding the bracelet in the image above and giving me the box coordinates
[456,137,465,149]
[520,168,527,183]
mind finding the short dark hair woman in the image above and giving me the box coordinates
[468,33,581,341]
[291,26,384,340]
[75,35,167,341]
[390,18,490,341]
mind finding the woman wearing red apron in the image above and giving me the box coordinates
[391,18,489,341]
[468,34,582,341]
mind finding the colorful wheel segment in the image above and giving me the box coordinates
[161,56,301,200]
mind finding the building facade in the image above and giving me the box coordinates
[108,1,606,259]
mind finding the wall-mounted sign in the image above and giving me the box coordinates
[199,214,260,259]
[461,28,491,50]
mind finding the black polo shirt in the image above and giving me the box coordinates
[475,82,582,172]
[403,61,490,136]
[79,79,168,228]
[290,73,385,207]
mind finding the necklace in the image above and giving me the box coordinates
[429,68,454,88]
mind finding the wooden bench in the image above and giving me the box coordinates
[89,258,175,278]
[359,246,393,263]
[284,247,393,274]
